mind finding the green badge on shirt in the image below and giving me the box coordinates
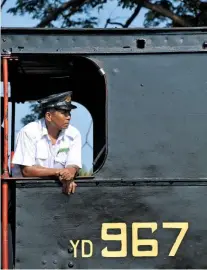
[57,147,69,154]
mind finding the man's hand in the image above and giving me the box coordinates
[58,167,77,181]
[57,167,78,195]
[62,180,77,195]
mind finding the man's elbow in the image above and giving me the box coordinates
[20,166,33,177]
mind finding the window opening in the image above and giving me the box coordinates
[5,54,106,177]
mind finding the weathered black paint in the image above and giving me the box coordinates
[95,53,207,179]
[1,27,207,268]
[1,28,207,179]
[15,183,207,269]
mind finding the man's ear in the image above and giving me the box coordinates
[45,111,52,121]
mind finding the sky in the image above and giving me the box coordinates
[1,0,146,171]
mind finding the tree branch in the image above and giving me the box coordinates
[123,3,143,28]
[136,0,192,27]
[104,19,124,27]
[36,0,200,28]
[1,0,8,8]
[36,0,87,27]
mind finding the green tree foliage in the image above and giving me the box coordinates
[78,164,93,176]
[21,103,41,126]
[2,0,207,29]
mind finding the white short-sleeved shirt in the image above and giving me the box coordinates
[12,118,82,169]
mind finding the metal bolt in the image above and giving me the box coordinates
[112,68,119,74]
[17,221,22,227]
[42,260,47,265]
[203,41,207,49]
[18,46,24,51]
[68,246,74,253]
[2,49,11,54]
[53,259,57,265]
[2,39,6,42]
[68,261,74,268]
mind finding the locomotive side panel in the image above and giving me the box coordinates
[15,184,207,269]
[95,53,207,179]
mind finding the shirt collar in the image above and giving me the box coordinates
[40,118,48,137]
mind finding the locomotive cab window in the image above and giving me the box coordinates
[4,54,107,177]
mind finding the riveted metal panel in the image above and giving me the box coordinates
[1,32,207,180]
[2,29,207,269]
[15,182,207,269]
[1,27,207,54]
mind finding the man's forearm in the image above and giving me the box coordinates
[20,165,59,178]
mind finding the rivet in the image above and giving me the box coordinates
[68,246,74,253]
[112,68,119,74]
[42,260,47,265]
[68,261,74,268]
[203,41,207,49]
[17,221,22,227]
[53,259,57,265]
[2,39,6,42]
[18,46,24,51]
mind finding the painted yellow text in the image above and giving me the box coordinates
[69,222,188,258]
[101,222,188,257]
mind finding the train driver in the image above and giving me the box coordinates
[12,91,82,195]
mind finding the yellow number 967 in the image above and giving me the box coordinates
[101,222,188,257]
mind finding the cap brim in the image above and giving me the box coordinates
[54,104,77,110]
[71,103,77,109]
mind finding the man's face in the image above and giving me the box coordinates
[46,109,71,130]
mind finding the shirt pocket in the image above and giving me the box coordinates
[36,141,48,160]
[55,152,67,166]
[55,140,70,166]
